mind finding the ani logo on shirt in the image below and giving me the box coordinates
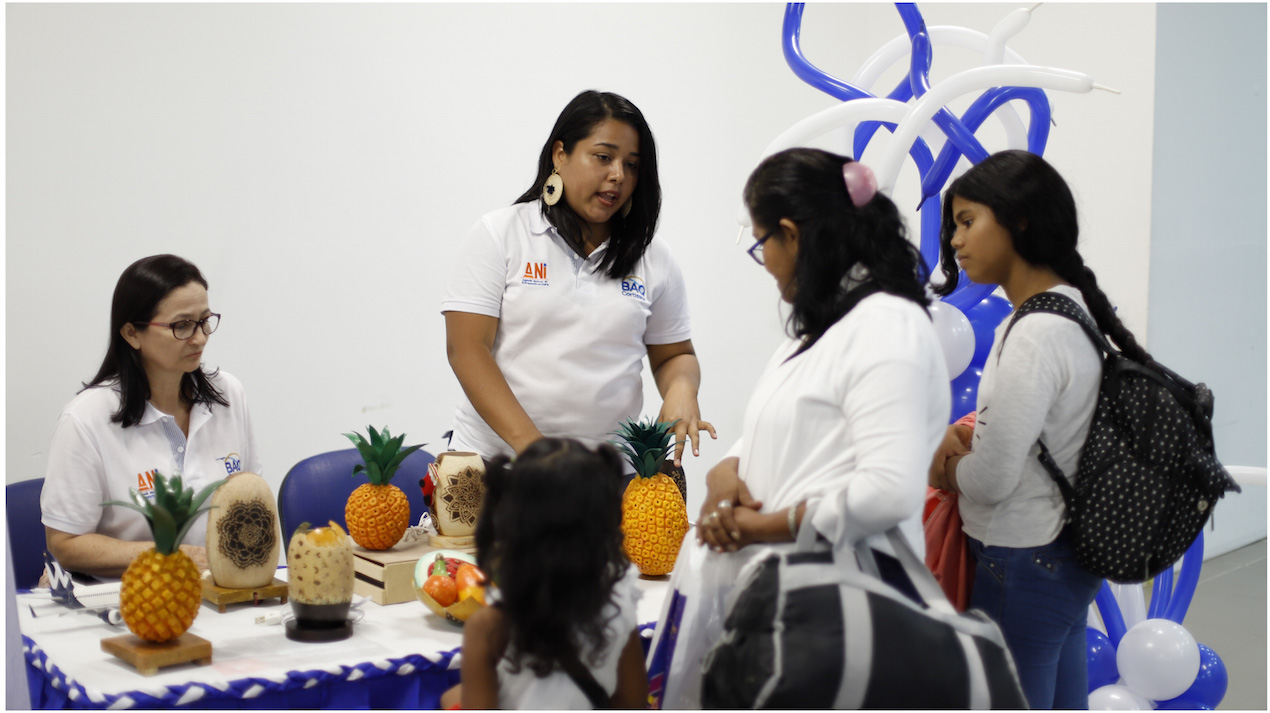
[218,453,244,476]
[521,261,549,287]
[621,275,647,301]
[135,469,159,500]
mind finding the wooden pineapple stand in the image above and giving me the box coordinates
[201,578,289,613]
[101,633,212,676]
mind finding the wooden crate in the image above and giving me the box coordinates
[351,537,472,605]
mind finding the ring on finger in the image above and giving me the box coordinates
[717,499,733,510]
[707,511,719,523]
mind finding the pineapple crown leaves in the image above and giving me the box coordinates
[101,471,226,555]
[608,417,683,479]
[343,425,426,486]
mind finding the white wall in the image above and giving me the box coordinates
[1150,3,1267,557]
[8,3,1159,522]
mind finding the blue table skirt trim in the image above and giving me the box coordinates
[23,634,462,710]
[26,623,659,708]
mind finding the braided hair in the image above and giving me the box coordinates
[936,150,1150,364]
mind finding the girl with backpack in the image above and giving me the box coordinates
[928,150,1149,709]
[440,438,647,709]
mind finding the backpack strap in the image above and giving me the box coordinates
[998,291,1113,519]
[557,650,611,709]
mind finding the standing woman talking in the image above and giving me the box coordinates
[442,90,713,462]
[657,148,950,707]
[41,255,260,581]
[928,150,1142,709]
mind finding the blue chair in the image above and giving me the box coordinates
[277,448,435,543]
[7,478,46,590]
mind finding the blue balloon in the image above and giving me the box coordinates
[917,86,1053,209]
[1086,628,1120,692]
[1095,581,1128,647]
[963,293,1013,367]
[1164,530,1204,623]
[1159,644,1228,709]
[949,365,982,422]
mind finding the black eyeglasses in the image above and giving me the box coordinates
[134,313,221,340]
[747,230,776,265]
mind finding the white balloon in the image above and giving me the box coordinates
[1116,618,1201,701]
[873,64,1097,195]
[1111,581,1148,629]
[928,301,974,379]
[1088,684,1154,710]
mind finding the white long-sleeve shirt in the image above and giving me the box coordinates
[730,291,951,556]
[956,285,1102,547]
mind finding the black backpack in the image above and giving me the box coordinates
[1001,291,1240,584]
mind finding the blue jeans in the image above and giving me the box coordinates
[968,530,1102,709]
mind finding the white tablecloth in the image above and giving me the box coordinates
[19,568,669,708]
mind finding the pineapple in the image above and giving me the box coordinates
[611,418,689,576]
[344,425,425,550]
[103,472,225,643]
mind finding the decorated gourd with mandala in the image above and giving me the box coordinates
[428,452,485,538]
[205,471,281,589]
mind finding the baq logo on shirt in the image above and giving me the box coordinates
[218,453,243,475]
[521,261,549,286]
[620,275,647,301]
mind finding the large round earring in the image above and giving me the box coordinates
[621,198,633,219]
[542,170,564,206]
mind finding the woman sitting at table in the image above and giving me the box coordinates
[41,254,260,581]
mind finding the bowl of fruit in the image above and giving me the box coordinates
[414,550,487,624]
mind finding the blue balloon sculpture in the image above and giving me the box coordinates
[1159,644,1228,709]
[1086,628,1120,691]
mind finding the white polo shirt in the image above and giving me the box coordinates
[441,201,692,458]
[41,370,261,549]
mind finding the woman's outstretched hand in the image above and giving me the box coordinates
[657,391,717,466]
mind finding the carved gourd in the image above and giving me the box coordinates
[427,452,486,540]
[205,471,281,588]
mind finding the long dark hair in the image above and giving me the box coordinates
[744,148,929,357]
[515,90,661,280]
[475,438,628,675]
[936,150,1150,363]
[84,254,228,427]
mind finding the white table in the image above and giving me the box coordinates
[19,569,669,709]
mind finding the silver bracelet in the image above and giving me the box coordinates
[787,501,801,540]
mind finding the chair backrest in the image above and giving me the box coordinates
[7,478,46,590]
[277,448,435,544]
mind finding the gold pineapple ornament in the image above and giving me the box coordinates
[103,472,226,643]
[612,418,689,576]
[343,425,425,550]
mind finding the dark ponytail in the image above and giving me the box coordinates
[938,150,1150,363]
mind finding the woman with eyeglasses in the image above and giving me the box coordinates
[442,90,714,465]
[654,148,950,707]
[40,254,260,581]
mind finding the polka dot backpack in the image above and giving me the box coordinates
[1001,292,1241,584]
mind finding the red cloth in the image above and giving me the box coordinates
[924,486,974,611]
[923,410,978,611]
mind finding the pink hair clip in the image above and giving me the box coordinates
[842,162,878,208]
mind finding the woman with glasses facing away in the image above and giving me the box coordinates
[656,148,950,707]
[442,90,714,465]
[40,254,260,582]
